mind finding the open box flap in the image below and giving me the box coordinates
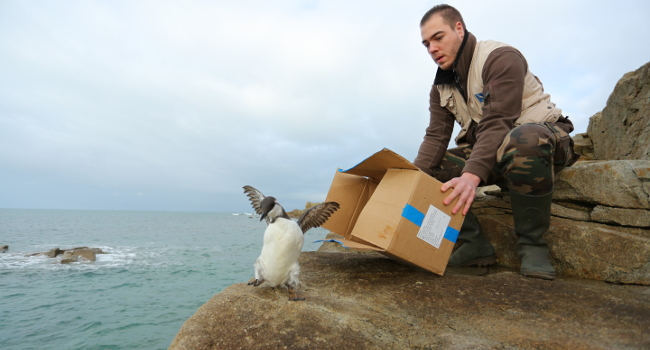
[340,148,418,181]
[323,171,378,238]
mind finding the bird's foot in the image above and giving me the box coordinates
[287,286,304,301]
[247,278,264,287]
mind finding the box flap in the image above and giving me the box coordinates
[341,148,418,181]
[323,170,378,238]
[349,169,416,250]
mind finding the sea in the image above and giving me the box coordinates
[0,208,327,350]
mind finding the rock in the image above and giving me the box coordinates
[59,248,98,264]
[71,247,105,255]
[26,247,103,262]
[170,252,650,350]
[472,194,650,285]
[551,202,591,221]
[60,251,79,264]
[287,202,321,218]
[45,248,64,258]
[571,132,594,160]
[591,205,650,227]
[75,248,99,261]
[553,160,650,209]
[0,245,7,253]
[588,61,650,160]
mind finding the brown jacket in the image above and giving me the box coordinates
[414,31,574,184]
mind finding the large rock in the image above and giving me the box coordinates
[473,194,650,285]
[553,160,650,209]
[591,205,650,227]
[571,131,595,160]
[588,62,650,160]
[170,252,650,350]
[471,153,650,285]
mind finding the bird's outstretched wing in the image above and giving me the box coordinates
[243,185,266,216]
[297,202,340,233]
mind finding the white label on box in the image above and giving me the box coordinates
[416,205,451,249]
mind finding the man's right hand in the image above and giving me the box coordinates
[440,172,481,215]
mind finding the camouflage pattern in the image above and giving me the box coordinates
[428,122,578,195]
[427,146,472,183]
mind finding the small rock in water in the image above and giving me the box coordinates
[60,251,79,264]
[46,248,64,258]
[59,248,98,264]
[26,247,104,262]
[0,245,8,253]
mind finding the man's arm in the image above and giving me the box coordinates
[414,85,455,174]
[442,47,527,215]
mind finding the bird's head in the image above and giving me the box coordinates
[259,196,284,223]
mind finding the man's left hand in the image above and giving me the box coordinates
[440,172,481,215]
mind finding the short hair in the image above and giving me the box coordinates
[420,4,466,30]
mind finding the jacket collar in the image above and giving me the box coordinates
[433,31,477,86]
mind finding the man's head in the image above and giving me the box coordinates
[420,4,466,70]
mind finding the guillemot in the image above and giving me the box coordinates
[243,185,339,301]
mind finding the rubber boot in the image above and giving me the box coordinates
[510,191,556,280]
[448,211,496,267]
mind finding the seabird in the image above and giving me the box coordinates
[243,185,339,301]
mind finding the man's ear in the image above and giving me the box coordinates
[455,21,464,39]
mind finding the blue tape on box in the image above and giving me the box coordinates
[401,204,458,243]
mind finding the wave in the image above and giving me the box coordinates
[0,245,226,271]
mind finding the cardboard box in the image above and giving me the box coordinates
[322,148,465,275]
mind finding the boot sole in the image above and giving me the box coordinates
[521,270,556,280]
[453,255,497,267]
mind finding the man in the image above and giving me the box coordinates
[414,4,578,280]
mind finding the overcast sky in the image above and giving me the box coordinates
[1,0,649,212]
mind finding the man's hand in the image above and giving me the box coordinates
[440,172,481,215]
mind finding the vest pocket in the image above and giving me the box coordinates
[439,90,457,115]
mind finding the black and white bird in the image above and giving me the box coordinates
[243,185,339,301]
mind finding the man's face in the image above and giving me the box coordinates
[420,14,464,70]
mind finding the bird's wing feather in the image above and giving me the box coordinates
[297,202,340,233]
[243,185,266,216]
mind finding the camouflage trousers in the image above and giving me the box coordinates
[429,122,578,195]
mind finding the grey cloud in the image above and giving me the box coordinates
[1,1,649,211]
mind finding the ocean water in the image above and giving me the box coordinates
[0,209,327,350]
